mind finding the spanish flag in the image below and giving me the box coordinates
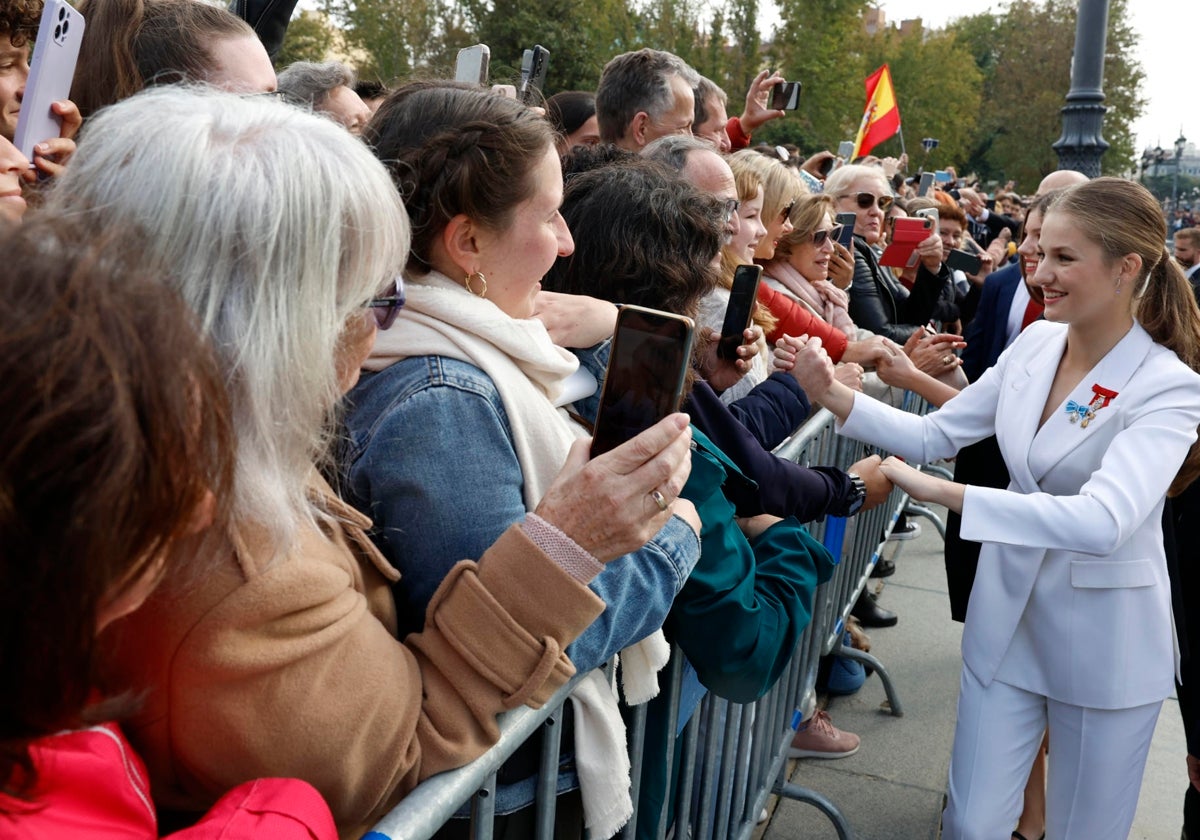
[852,64,901,158]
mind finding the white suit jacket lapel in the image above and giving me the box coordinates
[1027,323,1153,483]
[998,327,1066,494]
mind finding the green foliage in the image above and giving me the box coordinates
[460,0,638,93]
[949,0,1145,191]
[859,22,982,170]
[274,10,336,69]
[760,0,870,151]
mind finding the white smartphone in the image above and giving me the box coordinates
[454,44,490,85]
[915,207,939,238]
[13,0,84,160]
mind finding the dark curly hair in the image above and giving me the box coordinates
[363,81,554,276]
[1,0,42,47]
[545,157,723,320]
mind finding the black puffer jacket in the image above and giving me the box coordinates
[847,236,954,342]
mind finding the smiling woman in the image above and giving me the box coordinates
[343,82,701,833]
[807,177,1200,840]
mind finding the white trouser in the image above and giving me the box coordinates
[942,664,1161,840]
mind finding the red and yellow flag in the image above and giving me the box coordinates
[852,64,901,158]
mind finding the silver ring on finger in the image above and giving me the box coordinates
[649,489,669,512]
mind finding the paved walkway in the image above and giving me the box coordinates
[761,508,1189,840]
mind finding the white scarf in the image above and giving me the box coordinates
[366,271,665,837]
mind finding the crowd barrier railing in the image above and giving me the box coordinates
[367,396,945,840]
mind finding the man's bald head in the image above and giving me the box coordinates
[1036,169,1089,196]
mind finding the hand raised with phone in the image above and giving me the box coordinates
[536,414,695,562]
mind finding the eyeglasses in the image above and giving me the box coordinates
[811,225,843,247]
[839,192,894,212]
[368,278,405,330]
[780,199,797,220]
[721,198,741,225]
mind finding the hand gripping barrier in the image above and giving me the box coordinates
[367,396,945,840]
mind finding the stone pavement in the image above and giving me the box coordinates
[760,507,1190,840]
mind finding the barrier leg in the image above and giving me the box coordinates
[833,637,904,717]
[773,781,854,840]
[904,502,946,540]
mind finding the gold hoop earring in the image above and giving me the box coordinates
[465,271,487,298]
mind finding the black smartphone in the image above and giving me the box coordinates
[946,248,983,274]
[770,80,802,111]
[590,305,695,459]
[917,171,934,197]
[717,264,763,361]
[835,212,857,248]
[518,45,549,105]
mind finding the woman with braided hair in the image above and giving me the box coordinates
[343,82,702,837]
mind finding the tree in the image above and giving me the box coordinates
[462,0,638,93]
[760,0,871,152]
[949,0,1145,190]
[274,10,336,70]
[858,22,983,169]
[320,0,445,83]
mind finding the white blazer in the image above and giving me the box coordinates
[841,320,1200,709]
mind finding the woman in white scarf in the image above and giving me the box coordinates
[343,83,702,838]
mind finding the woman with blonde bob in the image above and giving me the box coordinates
[42,86,689,836]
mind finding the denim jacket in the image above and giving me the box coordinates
[342,355,699,671]
[342,355,699,814]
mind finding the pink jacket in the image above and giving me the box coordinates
[0,723,337,839]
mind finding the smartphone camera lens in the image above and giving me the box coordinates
[59,7,66,19]
[53,23,61,39]
[61,19,69,33]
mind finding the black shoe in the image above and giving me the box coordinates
[851,592,898,628]
[870,558,896,578]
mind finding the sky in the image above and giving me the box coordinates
[756,0,1196,159]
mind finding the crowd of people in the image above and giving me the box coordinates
[2,1,1200,839]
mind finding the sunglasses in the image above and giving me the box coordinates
[811,225,844,246]
[840,192,894,212]
[780,199,797,220]
[368,278,405,330]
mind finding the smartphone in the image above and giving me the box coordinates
[518,45,550,105]
[590,306,695,459]
[947,248,983,274]
[13,0,85,160]
[915,207,939,237]
[917,171,934,197]
[717,264,763,361]
[835,212,857,248]
[454,44,490,85]
[837,140,855,160]
[879,216,934,268]
[817,155,835,177]
[934,169,953,183]
[769,80,802,111]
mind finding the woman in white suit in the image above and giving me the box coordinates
[794,177,1200,840]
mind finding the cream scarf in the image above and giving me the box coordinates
[366,271,666,837]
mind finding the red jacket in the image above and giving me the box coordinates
[756,283,850,362]
[0,723,337,839]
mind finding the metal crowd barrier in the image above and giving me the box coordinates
[367,397,944,840]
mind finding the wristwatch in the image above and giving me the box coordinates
[844,472,867,516]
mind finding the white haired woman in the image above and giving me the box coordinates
[42,86,693,836]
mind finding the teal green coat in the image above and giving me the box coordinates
[634,427,836,838]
